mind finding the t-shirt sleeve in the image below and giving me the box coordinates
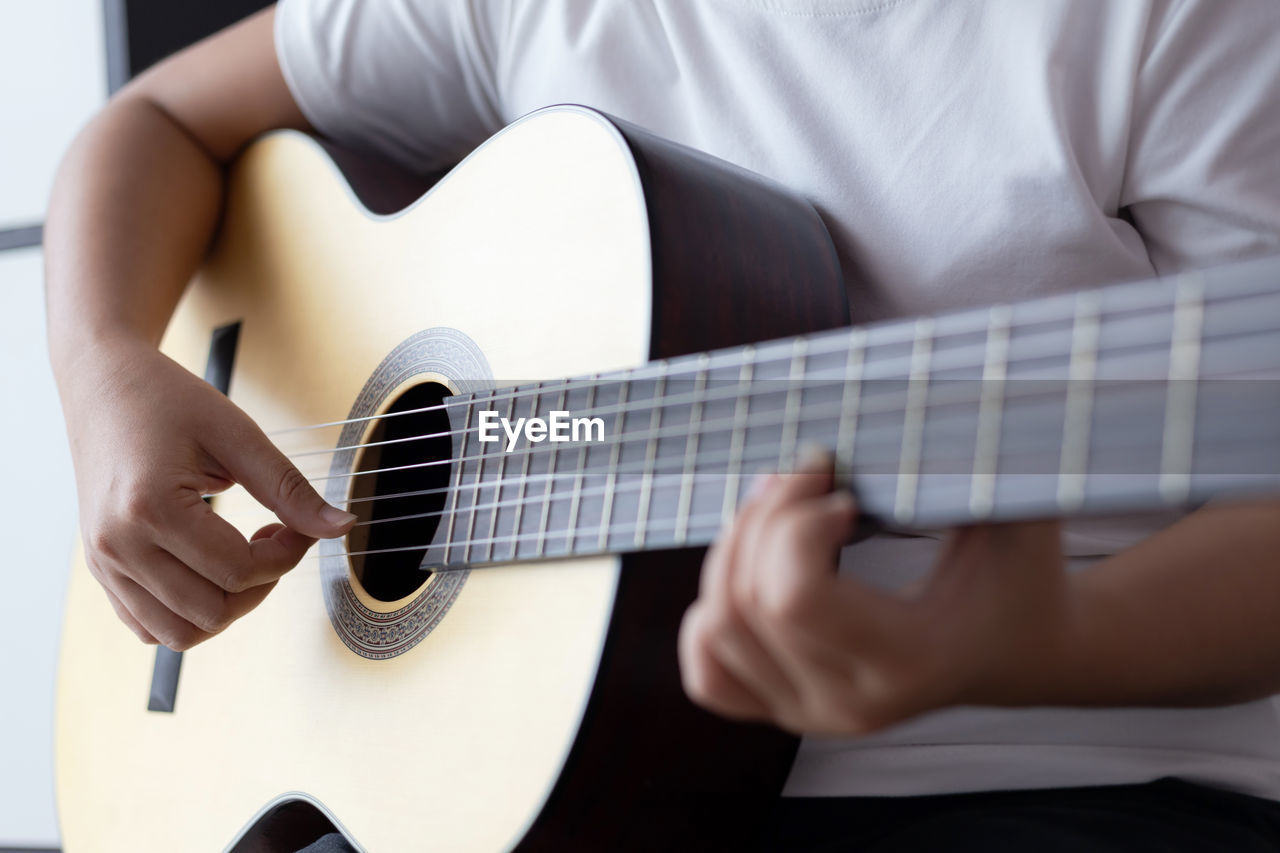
[1122,0,1280,274]
[275,0,508,173]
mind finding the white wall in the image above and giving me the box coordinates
[0,0,107,229]
[0,0,107,846]
[0,249,78,847]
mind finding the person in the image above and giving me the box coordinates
[45,1,1280,850]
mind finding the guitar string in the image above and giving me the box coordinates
[181,275,1276,571]
[244,391,1280,540]
[212,364,1278,543]
[315,413,1280,535]
[271,289,1280,478]
[262,276,1275,444]
[211,345,1220,522]
[316,359,1259,500]
[201,417,1280,575]
[293,423,1280,570]
[210,321,1278,528]
[310,508,739,565]
[282,343,1134,471]
[274,327,1276,490]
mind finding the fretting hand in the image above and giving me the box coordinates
[678,450,1072,735]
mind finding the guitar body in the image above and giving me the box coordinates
[56,107,847,851]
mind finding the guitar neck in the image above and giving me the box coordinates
[428,256,1280,569]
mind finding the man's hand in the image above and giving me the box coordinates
[43,8,331,650]
[678,450,1073,735]
[62,338,356,650]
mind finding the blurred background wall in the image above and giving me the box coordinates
[0,2,267,848]
[0,3,106,846]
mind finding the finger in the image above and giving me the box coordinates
[155,496,315,593]
[110,573,213,652]
[687,457,848,723]
[736,448,841,589]
[695,475,805,714]
[116,545,276,636]
[678,601,774,721]
[248,521,316,559]
[761,446,839,511]
[696,536,806,715]
[247,521,318,571]
[734,452,858,636]
[744,490,925,732]
[704,613,808,724]
[745,491,866,668]
[103,586,158,644]
[204,409,356,539]
[754,490,891,653]
[250,521,287,542]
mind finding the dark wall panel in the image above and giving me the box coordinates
[106,0,273,91]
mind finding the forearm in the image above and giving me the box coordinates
[45,6,301,391]
[45,94,225,381]
[1028,501,1280,708]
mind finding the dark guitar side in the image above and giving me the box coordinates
[518,116,851,852]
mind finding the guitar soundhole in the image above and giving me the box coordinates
[346,382,454,602]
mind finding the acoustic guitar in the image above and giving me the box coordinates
[56,105,1280,851]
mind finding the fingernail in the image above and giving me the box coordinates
[828,490,857,513]
[322,505,359,528]
[794,444,833,473]
[745,471,772,500]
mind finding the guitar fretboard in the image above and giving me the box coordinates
[421,256,1280,570]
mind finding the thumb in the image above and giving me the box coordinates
[210,414,357,539]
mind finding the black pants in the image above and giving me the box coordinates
[761,778,1280,852]
[298,777,1280,852]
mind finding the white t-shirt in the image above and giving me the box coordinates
[275,0,1280,799]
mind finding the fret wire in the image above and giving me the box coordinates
[462,409,488,565]
[1159,273,1207,503]
[1056,291,1101,511]
[633,366,668,548]
[721,347,755,523]
[507,384,540,560]
[597,380,629,550]
[534,385,568,558]
[675,355,711,544]
[834,329,867,485]
[484,390,516,563]
[564,378,597,551]
[441,398,473,565]
[778,339,808,472]
[969,305,1012,519]
[893,318,934,524]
